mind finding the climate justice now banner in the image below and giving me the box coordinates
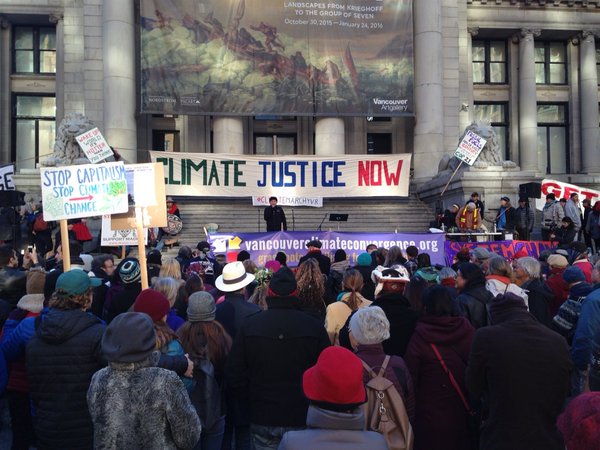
[209,231,446,267]
[140,0,413,116]
[150,152,411,197]
[444,240,556,266]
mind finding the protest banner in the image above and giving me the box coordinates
[208,231,446,268]
[454,130,487,166]
[150,152,412,198]
[75,127,113,164]
[444,240,556,266]
[252,195,323,208]
[0,165,16,190]
[535,179,600,211]
[39,162,128,221]
[101,215,147,246]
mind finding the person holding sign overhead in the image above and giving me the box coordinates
[263,196,287,232]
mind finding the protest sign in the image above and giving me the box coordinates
[444,240,555,266]
[101,215,147,246]
[40,162,128,221]
[209,231,446,268]
[150,152,412,198]
[535,179,600,211]
[75,127,113,163]
[454,131,487,166]
[0,165,15,190]
[252,195,323,208]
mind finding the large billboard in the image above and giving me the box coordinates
[140,0,414,116]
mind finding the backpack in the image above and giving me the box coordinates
[33,214,48,232]
[361,356,414,450]
[552,295,586,342]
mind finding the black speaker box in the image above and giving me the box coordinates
[519,182,542,199]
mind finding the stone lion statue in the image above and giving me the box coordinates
[42,113,94,167]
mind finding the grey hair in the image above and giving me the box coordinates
[349,306,390,345]
[516,256,540,279]
[439,266,457,280]
[487,256,513,278]
[151,276,179,306]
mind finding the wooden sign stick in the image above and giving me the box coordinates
[440,160,464,197]
[135,207,149,290]
[59,219,71,271]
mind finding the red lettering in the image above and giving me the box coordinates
[563,186,578,199]
[383,161,403,186]
[580,190,599,202]
[371,161,382,186]
[542,181,562,197]
[358,161,369,186]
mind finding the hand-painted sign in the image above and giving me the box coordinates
[150,152,411,198]
[209,231,445,267]
[0,165,15,190]
[454,130,487,166]
[75,127,113,163]
[535,179,600,211]
[444,240,555,266]
[101,214,147,246]
[40,162,128,221]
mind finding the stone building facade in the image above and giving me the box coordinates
[0,0,598,203]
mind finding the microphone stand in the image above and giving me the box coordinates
[317,213,327,231]
[257,208,261,232]
[292,209,295,231]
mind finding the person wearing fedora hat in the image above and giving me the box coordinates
[298,239,331,275]
[278,346,388,450]
[25,270,105,450]
[226,266,330,450]
[88,312,201,450]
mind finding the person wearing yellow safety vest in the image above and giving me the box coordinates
[455,202,481,232]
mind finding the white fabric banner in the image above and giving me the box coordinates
[535,179,600,211]
[150,152,411,198]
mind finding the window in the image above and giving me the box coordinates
[472,40,507,84]
[367,134,392,154]
[535,42,566,85]
[13,95,56,169]
[537,104,568,174]
[254,134,296,155]
[473,103,509,160]
[13,26,56,74]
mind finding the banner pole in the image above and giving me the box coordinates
[59,219,71,271]
[135,207,149,290]
[440,161,463,198]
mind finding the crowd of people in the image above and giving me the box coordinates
[0,229,599,450]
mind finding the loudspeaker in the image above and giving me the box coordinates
[0,190,25,207]
[519,182,542,199]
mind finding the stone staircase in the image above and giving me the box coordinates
[171,195,435,248]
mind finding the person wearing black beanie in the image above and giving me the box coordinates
[454,262,493,329]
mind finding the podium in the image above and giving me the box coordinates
[329,213,348,231]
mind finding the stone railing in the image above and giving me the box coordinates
[467,0,599,7]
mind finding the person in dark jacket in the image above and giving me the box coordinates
[215,261,260,450]
[404,286,475,450]
[87,312,202,450]
[226,266,330,450]
[0,244,28,309]
[278,346,388,450]
[370,268,418,357]
[495,196,516,233]
[550,216,577,247]
[89,253,115,319]
[514,198,535,241]
[354,252,376,300]
[513,256,554,328]
[263,196,287,232]
[455,262,493,329]
[103,257,142,323]
[146,248,162,281]
[466,293,572,450]
[298,239,331,275]
[26,270,105,450]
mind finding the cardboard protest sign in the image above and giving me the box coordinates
[101,215,147,246]
[454,131,487,166]
[40,162,128,221]
[112,163,167,229]
[0,165,16,190]
[75,127,113,163]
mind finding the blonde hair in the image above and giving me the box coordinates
[152,276,179,307]
[243,259,258,274]
[159,257,182,280]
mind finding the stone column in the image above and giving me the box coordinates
[517,29,541,172]
[580,31,600,173]
[315,118,344,156]
[49,14,64,125]
[213,117,244,154]
[0,19,10,164]
[103,0,137,162]
[413,0,444,181]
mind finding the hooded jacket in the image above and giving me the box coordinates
[455,280,494,329]
[545,267,570,316]
[466,294,571,450]
[278,405,388,450]
[520,278,554,328]
[26,308,105,450]
[404,315,475,450]
[572,284,600,370]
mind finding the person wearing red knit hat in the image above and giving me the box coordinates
[278,346,388,450]
[557,392,600,450]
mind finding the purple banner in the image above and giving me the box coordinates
[444,240,556,266]
[209,231,445,268]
